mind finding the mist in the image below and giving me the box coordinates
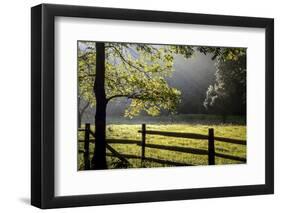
[81,50,217,123]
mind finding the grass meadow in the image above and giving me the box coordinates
[78,122,246,170]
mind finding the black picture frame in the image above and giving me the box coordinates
[31,3,274,209]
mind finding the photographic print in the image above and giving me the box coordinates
[77,41,247,170]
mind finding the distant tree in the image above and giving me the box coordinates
[78,43,96,127]
[203,48,246,118]
[77,97,90,128]
[78,42,194,169]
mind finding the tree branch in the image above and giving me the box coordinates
[106,92,145,103]
[108,46,151,79]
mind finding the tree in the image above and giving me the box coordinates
[78,42,193,169]
[203,48,246,117]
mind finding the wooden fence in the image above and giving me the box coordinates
[79,123,246,169]
[138,124,246,166]
[78,124,131,170]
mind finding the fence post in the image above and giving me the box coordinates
[141,124,146,160]
[84,123,91,170]
[208,128,215,165]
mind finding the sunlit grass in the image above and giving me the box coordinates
[78,124,246,170]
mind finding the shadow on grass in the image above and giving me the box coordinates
[215,152,246,162]
[79,138,246,169]
[106,153,193,167]
[106,139,208,155]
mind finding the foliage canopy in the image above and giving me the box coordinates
[78,42,246,117]
[78,42,195,118]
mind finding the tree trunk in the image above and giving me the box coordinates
[92,42,107,169]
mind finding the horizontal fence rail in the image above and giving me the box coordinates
[137,130,209,140]
[137,130,246,145]
[212,136,246,145]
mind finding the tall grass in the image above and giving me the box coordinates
[78,124,246,170]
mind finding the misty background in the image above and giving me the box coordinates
[80,50,224,124]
